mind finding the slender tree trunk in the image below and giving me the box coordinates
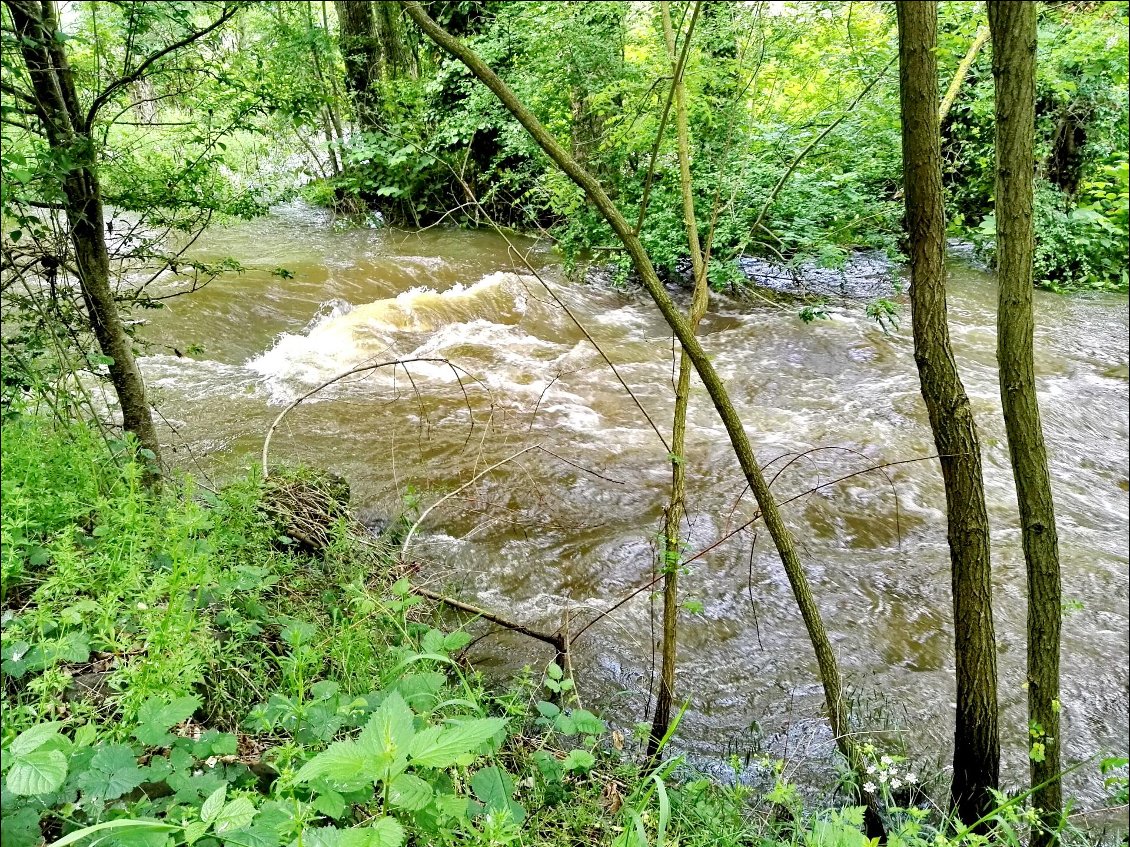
[401,0,860,777]
[335,0,381,129]
[6,0,162,486]
[648,3,710,760]
[303,3,342,176]
[988,3,1063,840]
[896,1,999,824]
[322,0,350,150]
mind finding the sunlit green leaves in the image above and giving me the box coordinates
[134,695,202,746]
[406,717,506,769]
[3,724,68,796]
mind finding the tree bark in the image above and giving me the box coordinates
[988,3,1063,841]
[400,0,860,774]
[375,1,415,80]
[896,1,1000,825]
[6,0,162,486]
[335,0,382,129]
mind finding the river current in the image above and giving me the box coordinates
[137,202,1129,803]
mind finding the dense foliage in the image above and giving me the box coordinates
[5,2,1124,295]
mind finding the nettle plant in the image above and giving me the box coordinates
[532,662,605,778]
[0,622,530,847]
[1,686,515,847]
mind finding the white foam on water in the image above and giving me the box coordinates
[141,354,264,402]
[243,272,562,405]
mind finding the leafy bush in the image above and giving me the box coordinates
[975,174,1129,292]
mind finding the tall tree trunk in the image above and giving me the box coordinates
[6,0,162,486]
[401,0,861,780]
[988,3,1063,841]
[648,3,709,760]
[335,0,382,129]
[375,1,415,80]
[303,3,343,177]
[896,1,1000,824]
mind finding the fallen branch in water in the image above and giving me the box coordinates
[412,584,567,660]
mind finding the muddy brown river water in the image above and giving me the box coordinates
[138,202,1128,804]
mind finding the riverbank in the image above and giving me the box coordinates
[5,414,1126,846]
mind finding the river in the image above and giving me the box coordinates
[138,202,1129,804]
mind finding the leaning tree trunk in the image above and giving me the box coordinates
[896,1,1000,825]
[988,3,1063,841]
[400,0,861,778]
[647,3,710,760]
[6,0,162,486]
[335,0,382,129]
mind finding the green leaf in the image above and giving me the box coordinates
[408,718,506,769]
[442,631,471,652]
[434,793,470,821]
[395,673,446,711]
[365,817,405,847]
[532,751,563,784]
[470,765,514,811]
[312,789,346,820]
[9,722,63,756]
[562,749,596,773]
[535,701,560,719]
[201,785,227,824]
[214,796,257,833]
[294,741,372,790]
[388,772,432,811]
[571,709,605,736]
[183,820,210,845]
[77,744,147,800]
[6,750,68,795]
[0,806,41,847]
[134,695,200,746]
[310,680,340,701]
[357,692,414,759]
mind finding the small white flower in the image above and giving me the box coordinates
[878,771,889,783]
[866,764,877,774]
[905,772,917,784]
[192,769,203,776]
[891,778,903,790]
[137,602,148,610]
[880,755,893,766]
[205,756,218,767]
[863,781,877,794]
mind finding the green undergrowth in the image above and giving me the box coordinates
[1,414,1120,847]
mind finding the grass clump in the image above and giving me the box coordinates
[1,414,1116,847]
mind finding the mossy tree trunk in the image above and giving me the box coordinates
[335,0,382,129]
[988,3,1063,840]
[896,0,1000,824]
[6,0,163,486]
[375,2,416,80]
